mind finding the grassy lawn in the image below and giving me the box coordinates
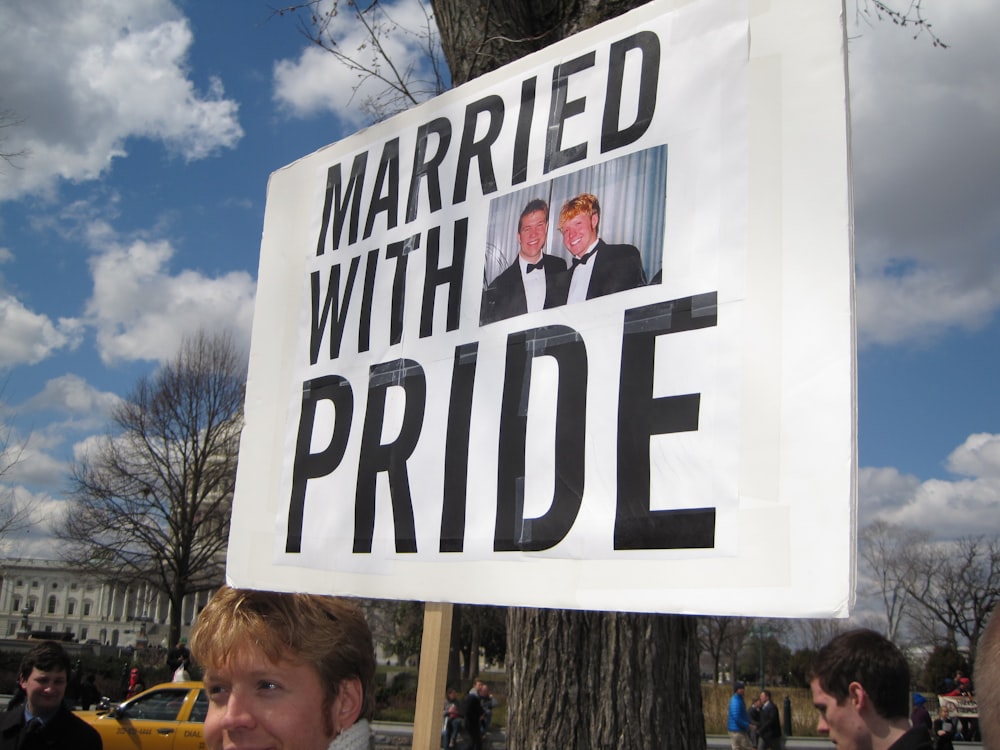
[374,673,820,737]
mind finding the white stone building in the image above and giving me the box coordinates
[0,558,215,648]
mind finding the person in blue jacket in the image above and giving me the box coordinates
[728,681,752,750]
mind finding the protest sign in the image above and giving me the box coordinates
[227,0,855,617]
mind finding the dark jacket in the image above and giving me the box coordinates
[910,704,932,739]
[890,726,935,750]
[481,253,567,324]
[460,692,484,739]
[932,717,957,750]
[575,240,646,300]
[757,699,782,746]
[0,705,102,750]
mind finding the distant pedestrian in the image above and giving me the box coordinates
[460,681,489,750]
[124,667,144,698]
[909,694,932,742]
[79,675,102,711]
[442,687,461,749]
[933,706,958,750]
[757,690,782,750]
[166,639,191,673]
[727,682,752,750]
[749,694,762,748]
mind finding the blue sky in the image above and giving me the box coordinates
[0,0,998,561]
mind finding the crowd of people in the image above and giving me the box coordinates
[726,614,1000,750]
[910,670,979,746]
[441,678,497,750]
[1,588,995,750]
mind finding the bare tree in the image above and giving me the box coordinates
[272,0,447,121]
[0,101,27,169]
[791,618,852,653]
[57,331,245,645]
[902,535,1000,667]
[700,615,755,684]
[859,519,928,642]
[0,382,37,542]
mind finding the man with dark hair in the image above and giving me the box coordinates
[0,640,103,749]
[758,690,782,750]
[808,628,932,750]
[481,198,566,324]
[460,680,489,750]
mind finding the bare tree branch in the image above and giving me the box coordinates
[0,101,28,169]
[57,330,246,645]
[270,0,447,122]
[0,386,36,543]
[902,535,1000,666]
[855,0,948,48]
[859,519,929,643]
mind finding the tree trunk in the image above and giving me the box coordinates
[169,582,185,648]
[430,0,648,85]
[428,2,707,747]
[507,608,705,749]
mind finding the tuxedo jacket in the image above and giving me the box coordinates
[480,253,567,324]
[578,239,647,299]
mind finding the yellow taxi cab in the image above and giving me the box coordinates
[76,681,207,750]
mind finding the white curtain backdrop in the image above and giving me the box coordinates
[483,145,667,286]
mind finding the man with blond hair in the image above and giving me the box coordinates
[191,586,376,750]
[557,192,646,303]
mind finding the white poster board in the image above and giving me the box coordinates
[227,0,855,617]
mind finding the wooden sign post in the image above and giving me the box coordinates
[411,602,454,750]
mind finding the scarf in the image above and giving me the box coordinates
[328,718,373,750]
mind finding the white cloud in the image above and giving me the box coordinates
[0,0,243,201]
[1,443,68,491]
[0,486,71,560]
[849,2,1000,348]
[85,236,255,364]
[21,375,121,417]
[272,0,440,124]
[860,432,1000,539]
[0,294,83,368]
[946,433,1000,480]
[856,264,998,348]
[72,435,112,467]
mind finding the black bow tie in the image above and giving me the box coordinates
[572,249,597,267]
[525,261,543,273]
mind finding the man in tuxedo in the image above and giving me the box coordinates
[557,192,646,303]
[480,199,567,324]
